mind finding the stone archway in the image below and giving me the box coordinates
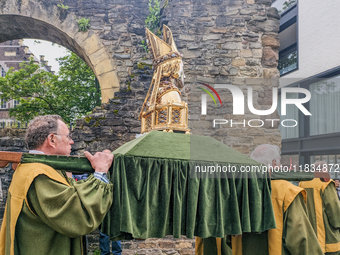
[0,2,119,103]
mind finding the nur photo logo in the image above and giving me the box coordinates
[197,82,312,128]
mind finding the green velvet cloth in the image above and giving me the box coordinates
[22,153,93,173]
[101,154,276,240]
[114,131,259,163]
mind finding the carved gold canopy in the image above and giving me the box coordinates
[139,25,190,134]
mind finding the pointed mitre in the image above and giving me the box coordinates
[145,25,182,68]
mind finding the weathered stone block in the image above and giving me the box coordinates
[255,0,272,5]
[211,28,227,34]
[232,58,246,66]
[214,58,231,66]
[179,35,195,41]
[239,66,258,77]
[262,47,278,67]
[252,49,263,58]
[240,8,257,15]
[181,49,200,59]
[215,16,233,26]
[257,19,280,33]
[222,42,241,50]
[261,34,280,48]
[249,42,262,49]
[112,54,131,59]
[208,66,219,75]
[203,34,221,41]
[240,49,253,58]
[263,68,280,78]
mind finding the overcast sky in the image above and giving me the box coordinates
[23,39,69,74]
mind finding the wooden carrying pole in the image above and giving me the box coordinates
[0,151,22,169]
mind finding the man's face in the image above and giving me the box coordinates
[53,120,74,156]
[335,179,340,188]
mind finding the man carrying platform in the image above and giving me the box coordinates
[196,144,323,255]
[299,161,340,255]
[0,115,114,255]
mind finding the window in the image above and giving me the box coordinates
[309,76,340,136]
[310,154,340,179]
[278,45,297,76]
[280,71,340,166]
[0,66,5,77]
[13,99,19,108]
[278,93,299,139]
[0,99,6,109]
[4,51,16,57]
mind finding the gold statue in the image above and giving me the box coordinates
[139,25,190,134]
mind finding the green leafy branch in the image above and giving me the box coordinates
[145,0,161,34]
[76,17,91,32]
[142,0,169,52]
[139,40,149,53]
[57,4,69,10]
[279,0,296,14]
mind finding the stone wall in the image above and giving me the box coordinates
[72,0,282,155]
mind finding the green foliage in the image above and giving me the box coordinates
[139,40,149,53]
[145,0,161,34]
[142,0,169,52]
[279,0,296,13]
[137,62,152,70]
[76,17,91,32]
[0,53,101,124]
[278,51,297,73]
[93,249,101,255]
[57,4,69,10]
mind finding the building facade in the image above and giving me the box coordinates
[273,0,340,178]
[0,39,53,127]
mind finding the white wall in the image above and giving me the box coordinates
[282,0,340,83]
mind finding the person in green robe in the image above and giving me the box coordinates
[196,144,324,255]
[231,144,323,255]
[300,161,340,255]
[0,115,114,255]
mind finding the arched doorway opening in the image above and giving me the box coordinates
[0,14,119,103]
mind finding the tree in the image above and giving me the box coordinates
[0,52,101,124]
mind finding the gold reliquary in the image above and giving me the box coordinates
[139,25,190,134]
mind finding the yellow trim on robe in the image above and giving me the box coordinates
[231,236,242,255]
[325,242,340,253]
[195,237,204,255]
[230,180,306,255]
[268,180,306,255]
[0,163,70,255]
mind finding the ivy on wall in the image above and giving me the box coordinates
[140,0,169,52]
[76,17,91,32]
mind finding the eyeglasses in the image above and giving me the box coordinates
[52,133,73,140]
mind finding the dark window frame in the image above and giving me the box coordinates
[280,66,340,164]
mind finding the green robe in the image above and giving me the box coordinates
[300,179,340,255]
[197,180,323,255]
[0,163,113,255]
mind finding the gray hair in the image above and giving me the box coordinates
[25,115,62,150]
[251,144,281,167]
[313,160,328,172]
